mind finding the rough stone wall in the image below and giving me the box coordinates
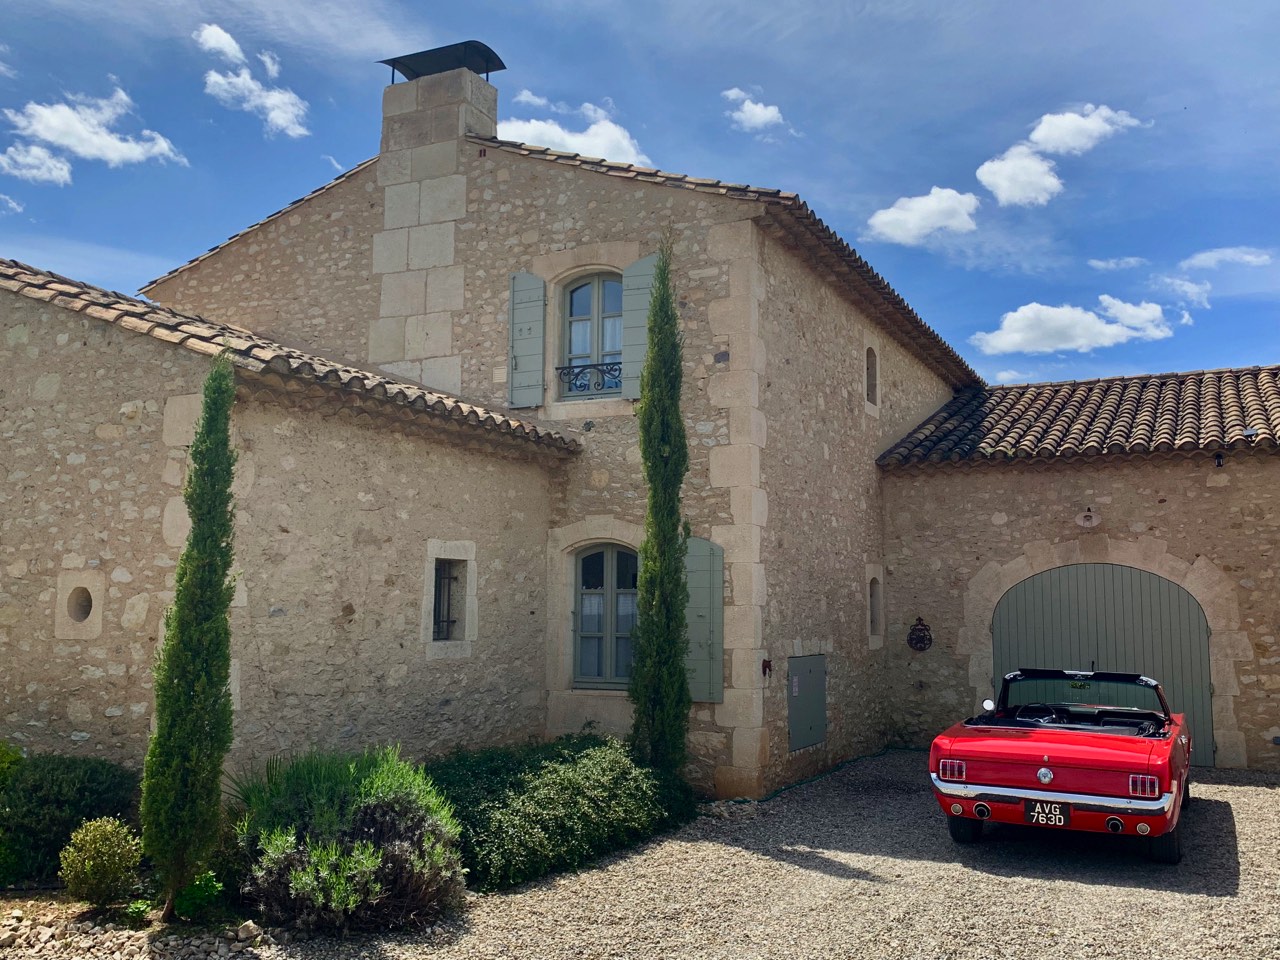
[144,164,381,365]
[2,296,210,761]
[752,231,958,792]
[226,394,554,766]
[1,293,557,767]
[881,455,1280,771]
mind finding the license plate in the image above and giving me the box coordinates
[1024,800,1070,827]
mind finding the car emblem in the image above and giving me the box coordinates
[1037,767,1054,784]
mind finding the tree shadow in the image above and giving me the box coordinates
[702,751,1243,898]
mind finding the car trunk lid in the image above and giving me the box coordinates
[946,725,1157,797]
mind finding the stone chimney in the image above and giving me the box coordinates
[370,44,502,394]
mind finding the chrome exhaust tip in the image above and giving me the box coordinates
[1106,817,1124,834]
[973,802,992,820]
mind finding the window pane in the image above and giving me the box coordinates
[569,319,592,357]
[602,279,622,315]
[569,283,592,318]
[603,315,622,353]
[580,593,604,634]
[579,635,603,677]
[616,549,638,589]
[614,635,633,679]
[581,550,605,589]
[615,592,636,636]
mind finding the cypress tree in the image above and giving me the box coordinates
[141,353,237,921]
[628,235,692,773]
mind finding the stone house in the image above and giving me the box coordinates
[2,45,1276,796]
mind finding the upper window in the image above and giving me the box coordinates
[574,544,638,688]
[559,274,624,398]
[866,347,879,405]
[869,577,882,636]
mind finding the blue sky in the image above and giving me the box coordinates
[1,1,1277,385]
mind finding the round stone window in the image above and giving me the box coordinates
[67,586,93,623]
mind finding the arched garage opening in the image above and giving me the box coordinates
[992,563,1214,766]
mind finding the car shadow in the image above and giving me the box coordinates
[706,752,1241,897]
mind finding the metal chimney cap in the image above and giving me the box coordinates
[379,41,506,82]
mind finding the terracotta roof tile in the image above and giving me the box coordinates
[879,367,1280,468]
[1,257,578,457]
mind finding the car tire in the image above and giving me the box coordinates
[1181,777,1192,809]
[947,815,983,844]
[1148,819,1183,864]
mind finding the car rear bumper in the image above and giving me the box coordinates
[930,774,1176,815]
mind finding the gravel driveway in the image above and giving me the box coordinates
[7,750,1277,959]
[265,749,1279,960]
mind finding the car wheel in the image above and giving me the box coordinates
[947,815,983,844]
[1148,819,1183,864]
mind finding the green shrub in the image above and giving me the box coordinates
[232,746,462,931]
[0,754,139,883]
[58,817,142,906]
[173,870,224,921]
[426,735,694,892]
[0,741,22,787]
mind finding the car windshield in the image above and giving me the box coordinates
[1005,676,1164,714]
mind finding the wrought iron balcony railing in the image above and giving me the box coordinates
[556,362,622,396]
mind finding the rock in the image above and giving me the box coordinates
[0,932,14,947]
[236,920,262,941]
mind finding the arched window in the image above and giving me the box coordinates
[869,577,882,636]
[866,347,879,405]
[574,544,638,687]
[560,273,624,397]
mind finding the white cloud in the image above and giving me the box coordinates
[721,86,786,133]
[1027,104,1142,155]
[203,68,309,137]
[1154,275,1212,308]
[0,193,22,214]
[321,154,342,172]
[497,116,651,165]
[1179,310,1194,326]
[195,24,308,138]
[257,50,281,79]
[994,369,1034,383]
[971,295,1172,355]
[192,23,245,65]
[975,143,1062,207]
[1178,246,1272,271]
[0,143,72,185]
[3,88,184,173]
[0,42,14,79]
[865,187,980,246]
[514,89,551,110]
[1088,256,1148,271]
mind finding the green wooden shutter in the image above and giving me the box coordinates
[685,536,724,703]
[620,254,657,400]
[509,272,546,409]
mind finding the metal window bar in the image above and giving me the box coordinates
[433,560,458,641]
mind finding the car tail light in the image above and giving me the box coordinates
[939,759,966,781]
[1129,774,1159,798]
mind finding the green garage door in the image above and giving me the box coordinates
[991,563,1214,767]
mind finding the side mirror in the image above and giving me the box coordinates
[982,698,996,712]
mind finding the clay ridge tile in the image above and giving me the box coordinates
[879,366,1280,468]
[0,256,579,456]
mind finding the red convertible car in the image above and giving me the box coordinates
[929,668,1191,863]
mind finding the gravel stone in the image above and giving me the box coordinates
[2,751,1276,959]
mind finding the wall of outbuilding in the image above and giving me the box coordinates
[0,293,558,769]
[880,453,1280,771]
